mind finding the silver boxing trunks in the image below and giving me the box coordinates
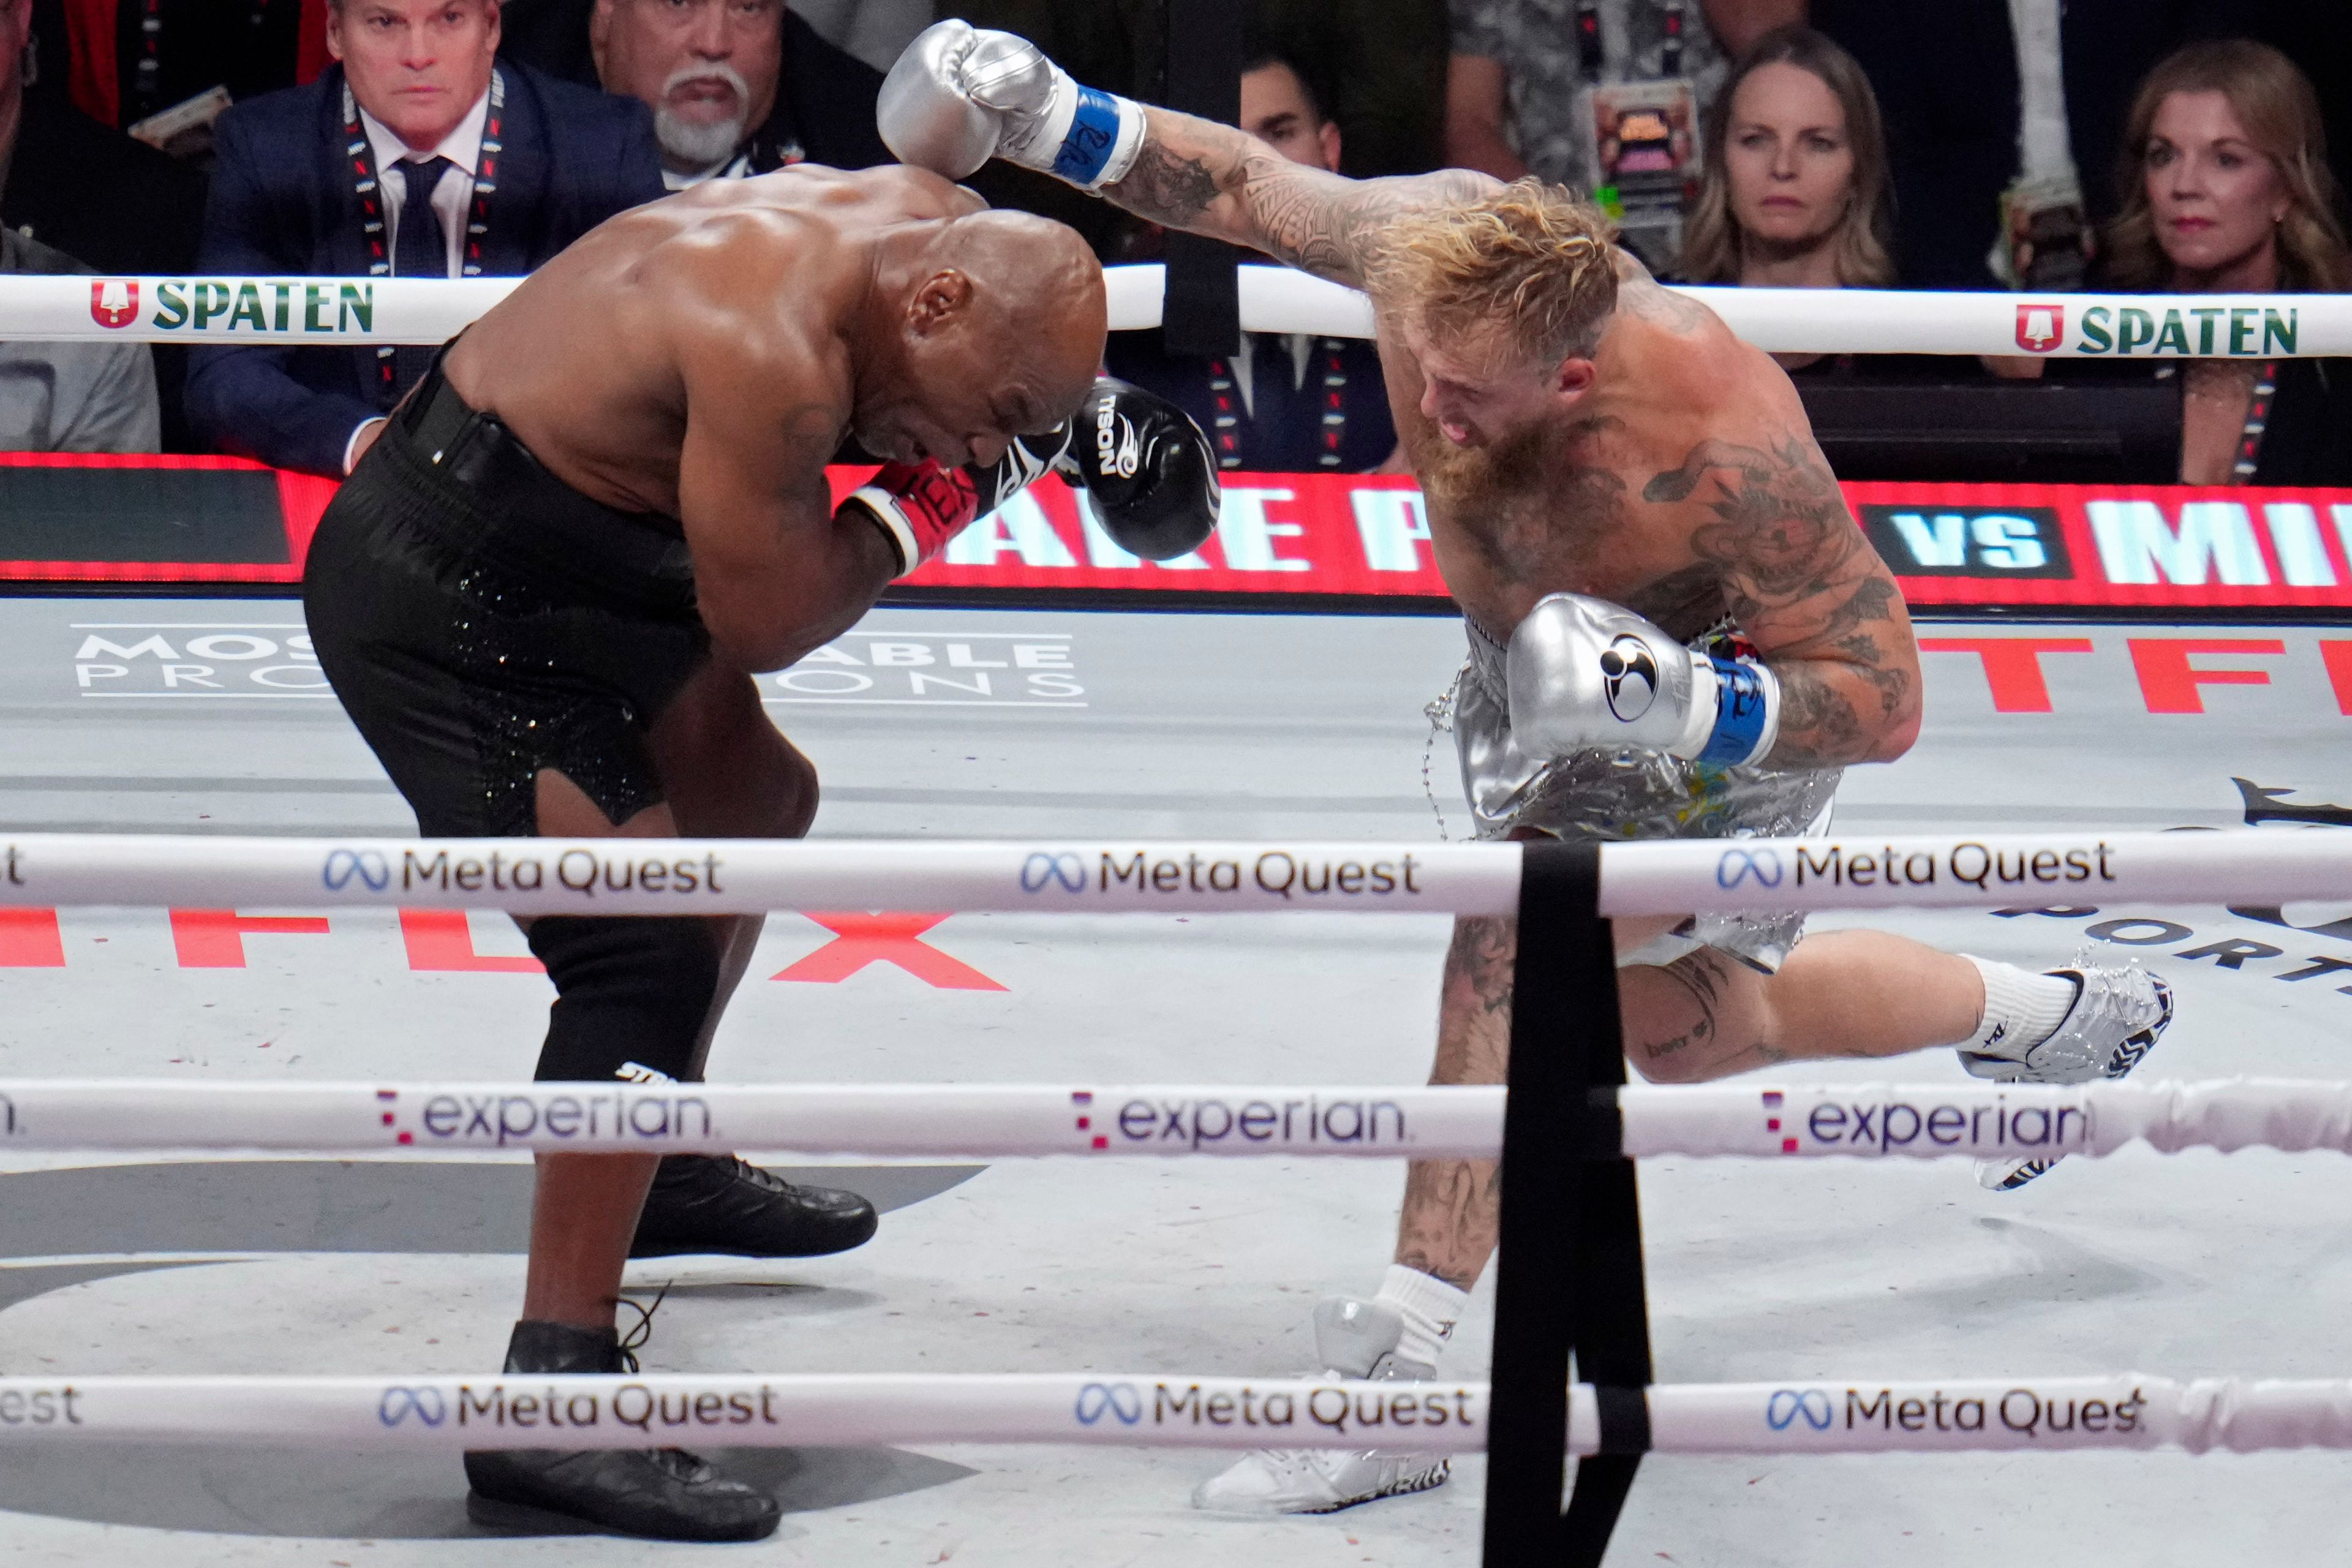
[1447,617,1841,972]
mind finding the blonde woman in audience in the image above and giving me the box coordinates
[2095,39,2352,485]
[1675,26,1936,379]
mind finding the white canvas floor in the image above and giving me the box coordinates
[0,600,2347,1565]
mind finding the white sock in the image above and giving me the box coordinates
[1961,956,2079,1053]
[1377,1265,1469,1370]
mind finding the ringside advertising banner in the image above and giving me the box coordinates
[11,455,2352,611]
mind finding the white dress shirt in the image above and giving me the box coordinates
[357,88,493,279]
[661,151,753,192]
[1226,332,1314,419]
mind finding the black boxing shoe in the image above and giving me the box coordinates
[464,1319,782,1542]
[629,1153,879,1259]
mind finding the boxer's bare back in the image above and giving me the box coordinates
[1104,119,1919,768]
[440,165,1103,669]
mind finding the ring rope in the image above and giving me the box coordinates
[2,1371,2348,1456]
[59,268,2334,355]
[4,1077,2351,1162]
[0,827,2339,916]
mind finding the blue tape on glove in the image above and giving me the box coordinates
[1698,655,1774,766]
[1053,86,1128,185]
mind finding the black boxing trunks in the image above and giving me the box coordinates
[304,361,710,837]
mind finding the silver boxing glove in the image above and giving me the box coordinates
[878,19,1145,189]
[1505,592,1782,766]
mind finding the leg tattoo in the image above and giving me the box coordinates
[1396,916,1516,1289]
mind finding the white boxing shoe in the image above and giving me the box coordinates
[1959,949,2173,1191]
[1189,1298,1451,1515]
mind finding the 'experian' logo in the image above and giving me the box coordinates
[1764,1088,2088,1156]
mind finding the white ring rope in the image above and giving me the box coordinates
[0,826,2341,916]
[58,268,2333,356]
[2,1371,2349,1456]
[6,1077,2352,1163]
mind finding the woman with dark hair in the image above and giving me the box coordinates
[2095,39,2352,484]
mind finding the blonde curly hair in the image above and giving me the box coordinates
[1363,178,1620,369]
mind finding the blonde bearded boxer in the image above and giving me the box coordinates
[878,22,2176,1515]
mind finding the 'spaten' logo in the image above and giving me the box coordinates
[91,279,139,329]
[2015,302,2064,352]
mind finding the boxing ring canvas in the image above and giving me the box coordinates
[0,599,2349,1563]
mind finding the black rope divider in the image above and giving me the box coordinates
[1159,0,1242,356]
[1483,840,1654,1567]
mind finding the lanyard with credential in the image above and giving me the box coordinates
[343,67,506,402]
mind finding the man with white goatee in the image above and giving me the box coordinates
[586,0,891,186]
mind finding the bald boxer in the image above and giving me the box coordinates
[881,24,2176,1515]
[305,165,1217,1539]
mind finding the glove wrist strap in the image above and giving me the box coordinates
[845,488,922,579]
[1686,654,1781,767]
[1040,82,1144,189]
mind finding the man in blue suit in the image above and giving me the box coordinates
[186,0,666,477]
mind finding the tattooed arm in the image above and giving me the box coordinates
[1104,108,1496,288]
[1645,434,1923,767]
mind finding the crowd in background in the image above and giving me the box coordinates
[6,0,2351,486]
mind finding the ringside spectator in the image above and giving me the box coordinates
[1104,43,1397,472]
[1238,0,1449,179]
[0,227,158,451]
[1672,26,1942,382]
[0,0,203,445]
[1444,0,1799,271]
[2090,39,2352,486]
[184,0,664,478]
[1677,26,1891,290]
[499,0,888,180]
[31,0,326,158]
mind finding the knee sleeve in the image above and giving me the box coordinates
[525,915,723,1084]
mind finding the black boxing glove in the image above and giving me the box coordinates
[1058,378,1220,561]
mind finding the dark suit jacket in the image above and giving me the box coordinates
[496,0,891,173]
[1106,331,1397,473]
[185,59,665,477]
